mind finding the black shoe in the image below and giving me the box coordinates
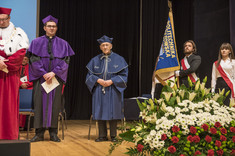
[111,137,117,142]
[50,134,61,142]
[95,137,108,142]
[30,135,44,142]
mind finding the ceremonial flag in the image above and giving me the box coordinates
[155,3,180,86]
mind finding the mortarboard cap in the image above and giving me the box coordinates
[97,35,113,44]
[0,7,12,15]
[42,15,58,25]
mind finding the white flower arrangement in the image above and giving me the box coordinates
[110,77,235,156]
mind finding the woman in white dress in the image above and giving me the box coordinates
[211,43,235,106]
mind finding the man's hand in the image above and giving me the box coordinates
[21,83,28,89]
[97,79,113,87]
[43,72,55,84]
[0,59,8,70]
[175,70,180,77]
[97,79,106,87]
[104,80,113,87]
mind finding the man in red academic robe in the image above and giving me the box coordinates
[0,7,29,140]
[19,56,33,89]
[19,56,33,128]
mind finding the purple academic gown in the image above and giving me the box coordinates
[28,35,74,128]
[86,52,128,120]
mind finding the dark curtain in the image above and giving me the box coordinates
[230,0,235,49]
[172,0,194,60]
[39,0,140,119]
[141,0,169,95]
[194,0,230,87]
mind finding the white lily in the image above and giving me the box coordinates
[162,92,172,102]
[148,113,157,124]
[139,109,148,118]
[134,136,142,145]
[204,98,210,104]
[195,80,200,91]
[230,98,235,107]
[176,96,181,103]
[135,126,142,132]
[201,89,205,97]
[148,98,155,111]
[219,88,225,96]
[212,93,220,101]
[160,102,167,112]
[157,98,164,104]
[173,83,177,91]
[189,92,197,101]
[200,82,205,91]
[205,88,211,95]
[172,90,176,97]
[179,90,185,99]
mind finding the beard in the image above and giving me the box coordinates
[184,49,193,55]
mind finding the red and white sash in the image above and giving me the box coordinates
[215,61,235,98]
[181,57,198,83]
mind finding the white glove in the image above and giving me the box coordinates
[151,81,156,99]
[175,70,180,77]
[151,92,154,99]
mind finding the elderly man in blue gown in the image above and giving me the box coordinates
[86,35,128,142]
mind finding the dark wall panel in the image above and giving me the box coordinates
[230,0,235,49]
[141,0,168,95]
[194,0,230,87]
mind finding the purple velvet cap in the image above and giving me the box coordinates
[42,15,58,25]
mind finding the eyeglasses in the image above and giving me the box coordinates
[0,17,9,22]
[45,25,57,28]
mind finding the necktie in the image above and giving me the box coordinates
[48,38,54,60]
[20,66,25,77]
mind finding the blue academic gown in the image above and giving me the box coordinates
[86,52,128,120]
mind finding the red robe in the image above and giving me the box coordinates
[19,63,33,127]
[19,64,33,89]
[0,49,26,140]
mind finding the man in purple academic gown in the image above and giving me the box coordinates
[86,35,128,142]
[28,15,75,142]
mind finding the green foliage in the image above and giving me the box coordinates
[137,99,145,111]
[119,131,135,143]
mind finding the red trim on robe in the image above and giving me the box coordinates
[19,115,27,128]
[181,59,196,83]
[62,84,65,95]
[0,48,26,140]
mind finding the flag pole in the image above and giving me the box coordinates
[139,0,143,96]
[168,0,180,88]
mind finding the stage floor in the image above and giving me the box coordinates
[19,120,134,156]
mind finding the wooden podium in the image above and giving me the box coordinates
[0,140,30,156]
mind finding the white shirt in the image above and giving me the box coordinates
[211,58,235,92]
